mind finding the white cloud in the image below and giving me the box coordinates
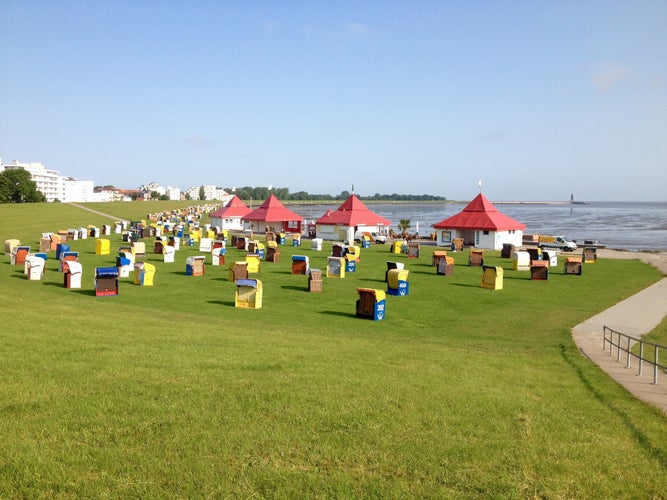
[590,62,630,90]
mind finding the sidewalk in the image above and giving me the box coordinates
[572,250,667,414]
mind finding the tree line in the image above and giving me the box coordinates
[225,187,446,202]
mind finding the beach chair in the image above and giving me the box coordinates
[95,267,119,296]
[564,257,582,275]
[583,247,597,263]
[469,249,484,267]
[481,266,503,290]
[387,269,410,296]
[291,255,309,275]
[308,268,323,292]
[327,257,345,278]
[530,260,549,280]
[228,261,249,282]
[235,279,263,309]
[356,288,386,321]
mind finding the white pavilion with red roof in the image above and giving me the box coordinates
[433,193,525,250]
[210,195,251,231]
[315,194,392,243]
[242,194,304,234]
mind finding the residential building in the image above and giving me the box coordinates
[1,160,62,202]
[140,182,167,197]
[166,186,181,201]
[61,177,95,202]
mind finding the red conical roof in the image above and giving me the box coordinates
[433,193,526,231]
[315,194,392,226]
[242,194,303,222]
[210,195,251,218]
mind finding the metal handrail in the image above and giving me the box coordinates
[603,326,666,385]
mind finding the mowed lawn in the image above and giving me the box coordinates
[1,202,666,498]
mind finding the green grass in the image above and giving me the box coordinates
[629,315,667,367]
[644,317,667,346]
[77,200,217,224]
[1,202,666,497]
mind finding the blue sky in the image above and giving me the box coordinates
[1,1,665,201]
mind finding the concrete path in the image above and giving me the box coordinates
[68,202,122,221]
[572,249,667,414]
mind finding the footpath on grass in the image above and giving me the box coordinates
[572,249,667,414]
[68,202,122,221]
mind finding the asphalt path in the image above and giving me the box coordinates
[572,249,667,414]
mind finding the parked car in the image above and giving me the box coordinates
[538,235,577,252]
[354,231,387,244]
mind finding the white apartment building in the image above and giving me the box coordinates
[184,185,230,201]
[141,182,167,197]
[1,160,98,202]
[61,177,95,202]
[1,160,62,202]
[203,185,217,200]
[166,186,181,201]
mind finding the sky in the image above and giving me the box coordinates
[1,1,666,202]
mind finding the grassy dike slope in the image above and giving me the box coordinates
[1,202,666,497]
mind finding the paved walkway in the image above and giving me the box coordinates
[572,249,667,414]
[68,202,122,221]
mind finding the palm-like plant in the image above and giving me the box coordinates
[398,219,411,233]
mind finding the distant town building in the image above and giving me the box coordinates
[1,157,228,204]
[140,182,167,197]
[61,177,95,202]
[184,185,230,201]
[166,186,181,201]
[93,187,134,202]
[1,160,63,202]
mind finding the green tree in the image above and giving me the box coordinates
[274,187,289,200]
[199,185,206,201]
[0,168,46,203]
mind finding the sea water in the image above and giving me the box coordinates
[291,201,667,252]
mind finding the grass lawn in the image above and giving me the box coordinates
[645,317,667,350]
[1,202,666,497]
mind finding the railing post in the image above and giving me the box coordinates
[601,326,663,386]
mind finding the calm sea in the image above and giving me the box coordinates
[290,201,667,252]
